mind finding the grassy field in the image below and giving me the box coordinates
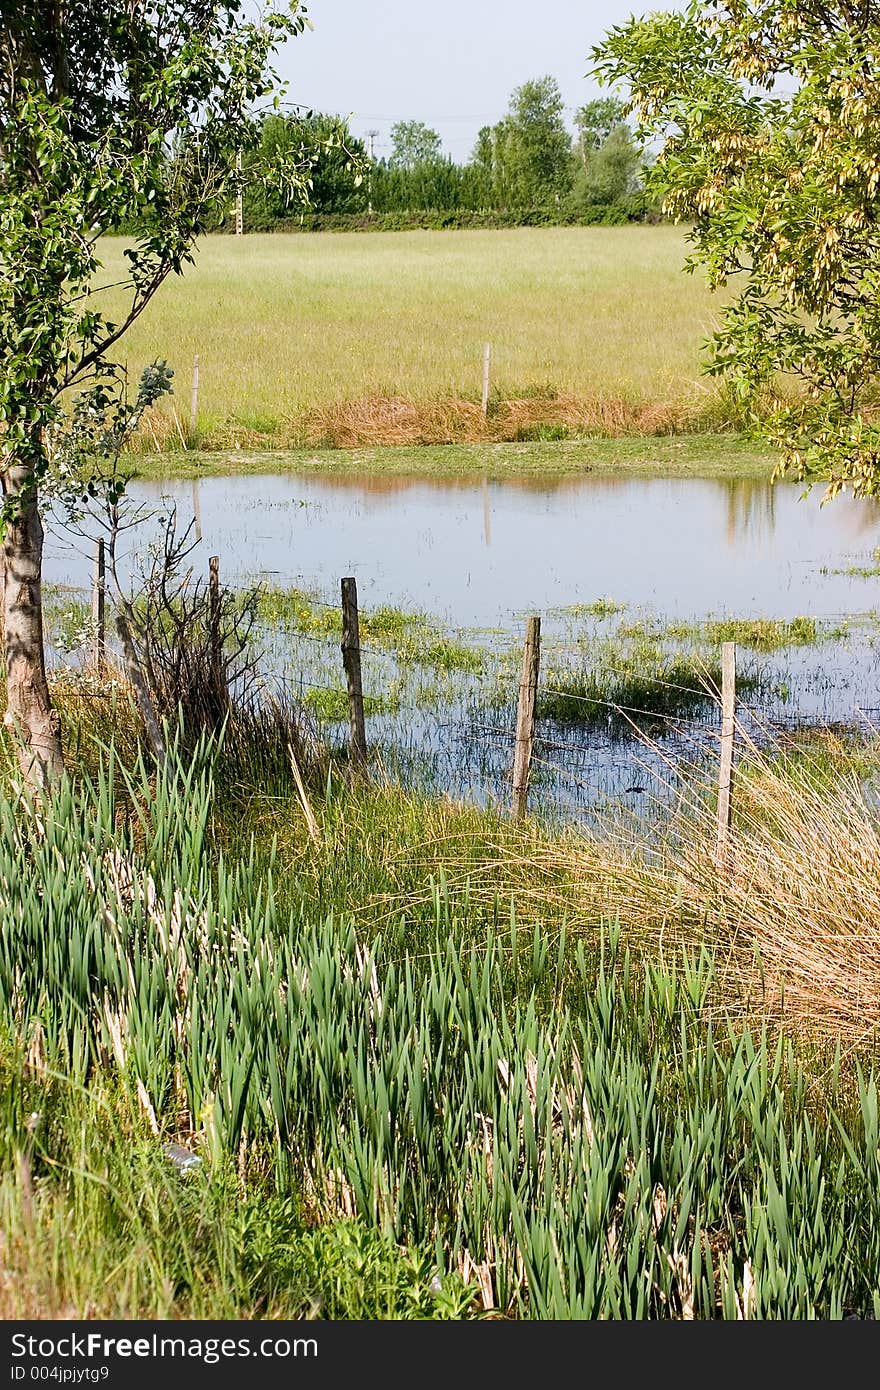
[130,435,776,482]
[95,227,740,452]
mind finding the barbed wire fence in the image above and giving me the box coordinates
[50,547,879,833]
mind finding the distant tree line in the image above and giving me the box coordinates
[236,77,653,231]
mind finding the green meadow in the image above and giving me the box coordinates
[94,227,744,453]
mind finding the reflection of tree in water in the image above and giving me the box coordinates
[825,491,880,544]
[723,477,880,549]
[317,472,616,499]
[723,479,776,546]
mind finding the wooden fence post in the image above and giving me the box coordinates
[715,641,736,869]
[208,554,226,710]
[481,342,491,418]
[341,577,368,771]
[91,538,105,671]
[116,613,166,766]
[512,615,541,821]
[189,354,200,439]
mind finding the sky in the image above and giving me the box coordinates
[273,1,687,161]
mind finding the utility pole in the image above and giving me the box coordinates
[366,129,379,216]
[235,148,243,236]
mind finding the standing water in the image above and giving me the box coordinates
[43,471,880,818]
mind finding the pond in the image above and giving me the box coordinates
[43,470,880,819]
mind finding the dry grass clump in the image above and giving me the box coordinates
[132,390,727,453]
[527,732,880,1046]
[299,392,718,449]
[335,726,880,1050]
[708,748,880,1046]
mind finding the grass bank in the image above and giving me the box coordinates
[128,435,777,484]
[2,722,880,1318]
[93,228,751,451]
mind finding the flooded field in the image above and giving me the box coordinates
[43,470,880,818]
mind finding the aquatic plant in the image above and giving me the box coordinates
[1,740,879,1317]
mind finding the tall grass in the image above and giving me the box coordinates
[92,228,739,449]
[1,735,880,1317]
[509,729,880,1048]
[0,1061,472,1319]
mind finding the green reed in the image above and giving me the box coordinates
[0,739,878,1318]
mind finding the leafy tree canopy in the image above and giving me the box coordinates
[574,97,629,151]
[0,0,317,485]
[596,0,880,498]
[575,124,643,208]
[0,0,318,784]
[246,111,365,219]
[507,76,573,203]
[389,120,443,170]
[471,75,573,209]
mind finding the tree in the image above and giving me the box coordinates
[389,120,443,170]
[373,157,481,213]
[471,78,572,210]
[471,118,519,209]
[595,2,880,499]
[506,76,574,207]
[571,97,643,207]
[579,125,644,207]
[574,97,629,156]
[246,112,366,221]
[0,2,316,788]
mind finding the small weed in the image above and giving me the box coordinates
[703,616,820,652]
[554,598,626,621]
[304,685,398,722]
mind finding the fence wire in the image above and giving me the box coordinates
[49,573,878,819]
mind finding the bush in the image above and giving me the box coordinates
[215,199,655,234]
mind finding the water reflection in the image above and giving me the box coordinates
[44,472,880,625]
[42,468,880,818]
[723,479,776,547]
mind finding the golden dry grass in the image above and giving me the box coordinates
[528,732,880,1046]
[93,227,734,449]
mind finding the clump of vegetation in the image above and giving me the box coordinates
[1,738,880,1318]
[393,631,484,674]
[538,655,731,728]
[703,616,821,652]
[0,1060,472,1319]
[553,598,626,621]
[256,587,343,636]
[304,685,399,723]
[362,605,422,640]
[613,614,831,654]
[257,586,486,678]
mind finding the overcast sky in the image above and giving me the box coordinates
[273,1,686,160]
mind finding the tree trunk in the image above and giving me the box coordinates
[2,464,63,790]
